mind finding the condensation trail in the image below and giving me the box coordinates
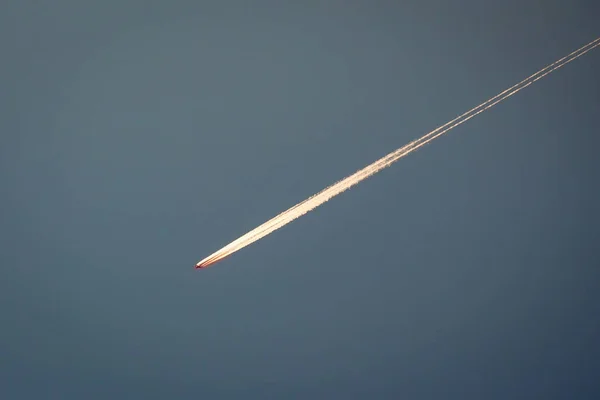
[196,37,600,269]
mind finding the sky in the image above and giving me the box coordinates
[1,1,599,398]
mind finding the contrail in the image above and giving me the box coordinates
[196,37,600,269]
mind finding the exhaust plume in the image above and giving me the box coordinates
[196,37,600,269]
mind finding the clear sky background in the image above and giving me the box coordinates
[2,1,599,398]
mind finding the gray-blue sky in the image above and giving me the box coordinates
[2,1,599,398]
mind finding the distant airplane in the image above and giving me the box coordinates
[195,258,220,269]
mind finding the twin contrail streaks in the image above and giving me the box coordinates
[196,37,600,269]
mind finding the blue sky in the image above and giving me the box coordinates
[2,1,599,398]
